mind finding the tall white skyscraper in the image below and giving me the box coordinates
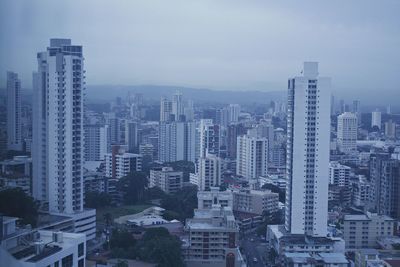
[6,71,23,151]
[172,90,184,121]
[158,121,196,163]
[199,119,220,157]
[352,100,361,125]
[184,99,195,121]
[337,112,358,153]
[371,109,381,129]
[285,62,330,237]
[197,154,222,191]
[228,104,241,123]
[32,39,85,214]
[84,124,110,161]
[160,96,173,122]
[236,134,268,181]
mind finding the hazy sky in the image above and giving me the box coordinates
[0,0,399,95]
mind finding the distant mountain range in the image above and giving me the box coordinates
[0,84,398,112]
[85,85,286,105]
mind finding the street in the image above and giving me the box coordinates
[241,233,268,267]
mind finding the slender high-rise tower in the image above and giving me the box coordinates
[172,90,184,121]
[160,96,173,122]
[32,39,85,214]
[6,72,23,151]
[285,62,331,237]
[337,112,357,153]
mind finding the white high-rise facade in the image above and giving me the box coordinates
[160,96,172,122]
[184,99,195,121]
[337,112,357,153]
[285,62,330,237]
[352,100,361,125]
[228,104,241,123]
[6,71,23,151]
[199,119,220,157]
[371,109,381,129]
[172,90,184,121]
[236,134,268,181]
[32,39,85,214]
[105,150,142,179]
[158,121,196,163]
[329,161,351,187]
[198,154,222,191]
[84,124,110,161]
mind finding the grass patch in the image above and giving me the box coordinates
[96,204,153,223]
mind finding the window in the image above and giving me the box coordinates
[78,242,84,257]
[62,255,73,267]
[78,259,84,267]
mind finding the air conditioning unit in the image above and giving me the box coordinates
[34,241,45,255]
[33,231,40,240]
[52,231,64,243]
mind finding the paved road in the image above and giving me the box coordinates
[241,233,268,267]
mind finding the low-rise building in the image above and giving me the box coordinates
[197,187,233,209]
[83,170,107,193]
[283,252,348,267]
[266,225,346,266]
[328,185,351,207]
[352,175,373,208]
[105,146,142,179]
[149,167,183,194]
[0,216,86,267]
[232,189,279,216]
[354,248,400,267]
[342,212,395,250]
[139,143,155,161]
[0,156,32,195]
[183,205,245,267]
[329,161,351,187]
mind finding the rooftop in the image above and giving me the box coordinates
[344,213,395,221]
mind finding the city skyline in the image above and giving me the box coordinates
[1,3,400,267]
[1,0,399,100]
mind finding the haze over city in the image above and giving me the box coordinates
[0,1,400,267]
[1,0,400,104]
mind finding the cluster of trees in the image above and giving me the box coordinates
[116,171,198,222]
[85,191,112,209]
[117,171,149,204]
[110,227,184,267]
[0,188,39,227]
[161,186,198,222]
[117,171,168,205]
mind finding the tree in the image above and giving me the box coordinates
[109,229,137,259]
[136,228,184,267]
[114,260,128,267]
[0,188,39,227]
[117,171,148,204]
[162,210,181,221]
[161,185,197,221]
[85,191,112,209]
[144,186,166,201]
[104,213,113,228]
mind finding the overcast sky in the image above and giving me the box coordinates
[0,0,399,95]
